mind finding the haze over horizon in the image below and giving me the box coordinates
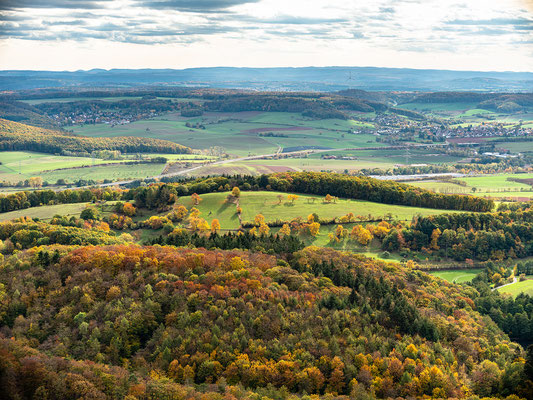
[0,0,532,72]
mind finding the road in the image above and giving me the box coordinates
[492,277,518,291]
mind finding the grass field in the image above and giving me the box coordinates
[498,278,533,298]
[428,269,483,283]
[70,111,383,157]
[176,190,463,229]
[0,151,105,182]
[409,174,533,199]
[0,151,203,184]
[38,163,165,183]
[0,203,90,222]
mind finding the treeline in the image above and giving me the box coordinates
[150,230,305,254]
[382,210,533,261]
[0,220,126,250]
[0,187,122,213]
[204,95,350,119]
[35,97,178,117]
[0,118,191,155]
[0,173,492,220]
[264,172,493,212]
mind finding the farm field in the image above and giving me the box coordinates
[38,162,165,183]
[428,269,483,283]
[0,151,207,184]
[176,190,464,230]
[409,174,533,199]
[399,102,481,113]
[70,111,383,156]
[497,277,533,298]
[0,203,90,222]
[0,151,125,183]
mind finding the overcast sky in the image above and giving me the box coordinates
[0,0,532,71]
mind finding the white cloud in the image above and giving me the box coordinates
[0,0,531,71]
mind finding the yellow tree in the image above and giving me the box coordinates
[308,222,320,237]
[175,205,188,220]
[279,223,291,236]
[211,219,221,233]
[197,218,210,233]
[28,176,43,188]
[191,193,202,205]
[258,223,270,235]
[254,214,265,226]
[231,186,241,198]
[430,228,441,250]
[122,202,136,217]
[287,194,299,204]
[351,225,373,246]
[325,194,333,203]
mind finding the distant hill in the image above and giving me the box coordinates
[0,66,532,92]
[0,118,192,155]
[0,100,58,129]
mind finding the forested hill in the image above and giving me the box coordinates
[1,67,532,91]
[0,118,192,154]
[0,244,529,399]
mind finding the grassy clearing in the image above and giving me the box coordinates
[0,203,90,222]
[428,269,483,283]
[409,174,533,199]
[177,190,463,230]
[0,151,200,183]
[39,163,165,183]
[497,278,533,298]
[0,151,103,181]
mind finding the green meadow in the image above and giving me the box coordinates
[428,269,483,284]
[497,278,533,298]
[176,190,463,230]
[70,111,382,156]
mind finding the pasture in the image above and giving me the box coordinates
[498,278,533,298]
[0,203,90,222]
[176,190,464,230]
[38,162,165,183]
[409,174,533,200]
[70,111,383,157]
[428,269,483,283]
[0,151,206,184]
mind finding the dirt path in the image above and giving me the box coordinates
[492,276,517,291]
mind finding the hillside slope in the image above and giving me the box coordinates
[0,118,192,154]
[0,244,528,399]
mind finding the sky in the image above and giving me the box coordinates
[0,0,532,71]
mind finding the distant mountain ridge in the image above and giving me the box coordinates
[1,66,532,92]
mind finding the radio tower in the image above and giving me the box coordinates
[405,146,411,165]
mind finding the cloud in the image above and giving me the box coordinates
[134,0,260,12]
[0,0,112,10]
[231,14,349,25]
[446,18,533,26]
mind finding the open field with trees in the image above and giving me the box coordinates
[174,190,463,229]
[498,278,533,297]
[428,269,483,283]
[410,173,533,199]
